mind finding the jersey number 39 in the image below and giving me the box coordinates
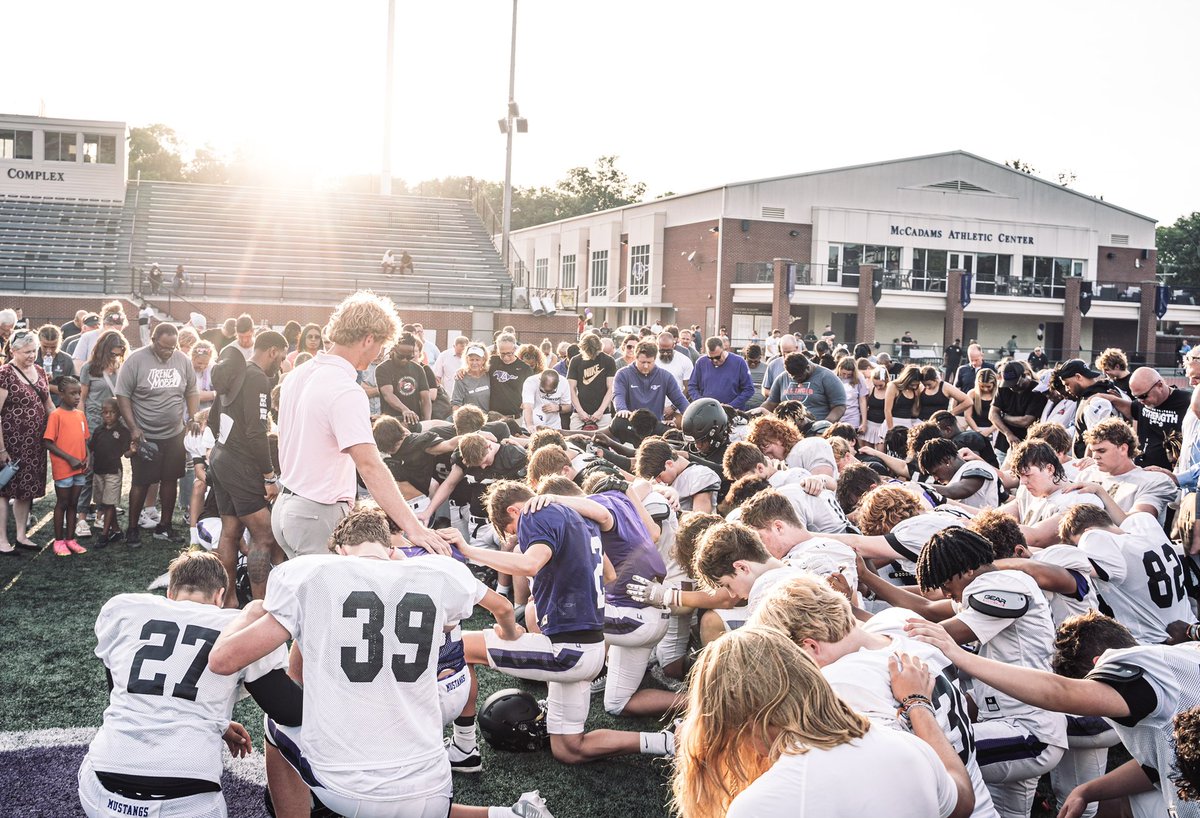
[341,591,437,683]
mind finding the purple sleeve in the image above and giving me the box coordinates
[612,368,629,412]
[731,357,754,409]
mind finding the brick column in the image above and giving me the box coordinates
[771,258,794,332]
[857,264,877,346]
[945,269,965,351]
[1138,279,1159,365]
[1063,277,1082,360]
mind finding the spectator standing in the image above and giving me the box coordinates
[147,263,163,294]
[743,344,769,411]
[270,291,446,557]
[451,344,491,411]
[677,328,701,362]
[613,340,690,422]
[764,329,781,360]
[281,320,301,353]
[1005,335,1019,356]
[173,264,188,291]
[761,334,798,397]
[286,322,323,365]
[376,333,430,424]
[616,334,639,370]
[487,332,532,419]
[37,324,75,406]
[137,301,154,346]
[900,330,916,361]
[1111,367,1191,470]
[834,356,868,432]
[232,314,256,360]
[202,317,237,352]
[990,361,1048,453]
[953,343,995,393]
[943,338,963,380]
[762,352,846,422]
[410,322,440,366]
[1095,348,1132,395]
[177,326,199,358]
[42,376,89,556]
[432,335,468,386]
[77,330,127,535]
[598,320,613,338]
[656,331,694,390]
[0,330,53,551]
[72,303,127,375]
[359,346,383,416]
[60,310,87,344]
[115,323,199,545]
[89,398,131,545]
[689,337,754,409]
[567,332,616,430]
[1027,346,1049,371]
[190,341,217,412]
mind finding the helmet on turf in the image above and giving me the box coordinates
[478,689,549,752]
[682,397,730,446]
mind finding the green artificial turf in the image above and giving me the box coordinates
[0,494,675,817]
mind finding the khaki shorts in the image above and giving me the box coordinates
[270,490,350,559]
[92,472,122,507]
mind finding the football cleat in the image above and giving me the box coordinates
[445,737,481,774]
[512,790,555,818]
[589,667,608,695]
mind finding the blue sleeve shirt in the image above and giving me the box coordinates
[517,504,604,636]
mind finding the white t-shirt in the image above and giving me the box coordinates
[1014,486,1103,526]
[726,725,958,818]
[184,426,215,461]
[88,594,287,783]
[1076,513,1192,644]
[521,374,570,430]
[1030,544,1099,626]
[657,352,693,389]
[264,553,478,801]
[1075,465,1177,523]
[954,569,1067,748]
[823,608,997,818]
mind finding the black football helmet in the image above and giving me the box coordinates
[682,397,730,447]
[478,689,549,752]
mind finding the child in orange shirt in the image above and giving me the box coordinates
[43,376,89,556]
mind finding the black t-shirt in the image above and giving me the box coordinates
[201,329,233,351]
[386,430,442,486]
[376,358,429,417]
[60,321,82,342]
[993,386,1048,445]
[944,345,962,371]
[488,357,533,417]
[567,353,617,416]
[450,440,528,515]
[90,423,131,475]
[1132,386,1192,469]
[422,363,451,420]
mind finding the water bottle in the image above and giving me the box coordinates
[0,459,19,490]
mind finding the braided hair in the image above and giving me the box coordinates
[915,526,995,592]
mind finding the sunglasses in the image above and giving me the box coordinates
[1133,382,1162,401]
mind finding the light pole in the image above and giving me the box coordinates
[381,0,395,196]
[498,0,527,281]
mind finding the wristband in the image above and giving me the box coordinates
[897,700,937,728]
[899,693,932,707]
[1188,623,1200,642]
[264,477,278,485]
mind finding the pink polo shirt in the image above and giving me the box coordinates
[277,351,374,504]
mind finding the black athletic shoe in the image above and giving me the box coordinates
[153,525,177,542]
[125,528,141,548]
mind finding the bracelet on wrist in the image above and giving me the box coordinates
[897,700,937,727]
[1188,623,1200,642]
[899,693,932,707]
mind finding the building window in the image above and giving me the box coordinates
[0,129,33,160]
[911,249,948,292]
[627,308,647,327]
[828,244,900,288]
[590,250,608,299]
[534,258,548,289]
[1018,256,1079,299]
[561,254,576,290]
[44,131,77,162]
[82,133,117,164]
[629,244,650,297]
[973,254,1013,295]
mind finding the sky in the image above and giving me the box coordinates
[3,0,1198,224]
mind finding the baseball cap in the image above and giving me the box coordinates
[1001,361,1026,388]
[1056,359,1102,380]
[82,313,100,327]
[465,344,487,358]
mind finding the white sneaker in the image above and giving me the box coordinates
[138,508,159,529]
[512,790,555,818]
[148,507,161,524]
[444,737,481,774]
[75,518,91,538]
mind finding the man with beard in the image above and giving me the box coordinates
[990,361,1048,454]
[1087,367,1191,471]
[1055,359,1125,458]
[209,331,289,603]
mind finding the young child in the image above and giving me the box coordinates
[42,377,89,555]
[89,397,132,546]
[185,408,215,547]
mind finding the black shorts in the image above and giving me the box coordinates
[130,432,187,486]
[209,447,268,518]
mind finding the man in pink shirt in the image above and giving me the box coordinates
[270,292,448,557]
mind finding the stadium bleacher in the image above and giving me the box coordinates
[1,180,514,309]
[0,196,122,294]
[126,181,513,308]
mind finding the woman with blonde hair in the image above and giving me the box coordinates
[884,364,923,431]
[834,357,869,437]
[964,368,999,440]
[672,626,971,818]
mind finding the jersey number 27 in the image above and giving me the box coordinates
[127,619,220,702]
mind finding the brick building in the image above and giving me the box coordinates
[512,151,1174,362]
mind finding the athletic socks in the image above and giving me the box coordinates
[639,729,675,756]
[496,582,512,597]
[453,715,477,749]
[189,526,200,546]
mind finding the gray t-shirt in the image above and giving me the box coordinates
[767,364,847,420]
[451,373,491,411]
[115,346,197,439]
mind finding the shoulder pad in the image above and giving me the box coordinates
[966,589,1030,619]
[1084,661,1145,685]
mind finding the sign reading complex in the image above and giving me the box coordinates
[7,168,66,181]
[890,224,1034,245]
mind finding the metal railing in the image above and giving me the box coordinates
[0,264,112,292]
[470,186,528,289]
[1091,281,1142,302]
[729,261,1076,299]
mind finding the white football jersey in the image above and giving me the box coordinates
[767,466,812,488]
[1077,513,1192,644]
[954,570,1067,748]
[724,483,849,535]
[264,554,478,800]
[822,608,998,818]
[88,594,287,783]
[1075,465,1178,524]
[672,463,721,511]
[1014,487,1103,526]
[784,538,858,587]
[643,491,686,584]
[882,512,967,585]
[1086,643,1200,818]
[786,437,837,476]
[1030,544,1099,626]
[948,461,999,510]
